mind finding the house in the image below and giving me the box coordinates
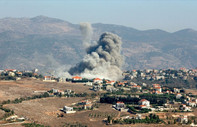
[114,102,128,112]
[155,86,162,92]
[165,90,171,94]
[62,106,76,114]
[57,90,65,95]
[177,115,188,123]
[139,105,147,109]
[155,91,163,95]
[52,88,58,93]
[44,76,51,80]
[142,83,147,87]
[4,69,16,72]
[8,72,15,77]
[85,82,93,86]
[136,114,142,119]
[176,93,182,99]
[174,88,180,93]
[92,85,102,91]
[187,101,196,107]
[106,81,115,85]
[16,72,23,76]
[106,85,117,92]
[93,78,103,84]
[72,76,82,81]
[43,76,56,82]
[65,89,73,94]
[118,82,125,87]
[80,100,93,109]
[136,85,142,90]
[153,84,160,88]
[180,104,191,111]
[138,99,150,108]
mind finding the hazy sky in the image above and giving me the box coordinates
[0,0,197,32]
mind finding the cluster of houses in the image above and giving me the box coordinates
[113,98,151,112]
[123,68,197,81]
[48,88,74,97]
[0,69,39,80]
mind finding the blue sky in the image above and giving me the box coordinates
[0,0,197,32]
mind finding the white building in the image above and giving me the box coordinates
[114,102,128,112]
[93,78,103,84]
[177,115,188,123]
[85,82,93,86]
[62,106,76,114]
[176,93,182,99]
[138,99,150,108]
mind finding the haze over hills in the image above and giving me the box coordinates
[0,16,197,76]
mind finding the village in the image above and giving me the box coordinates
[0,68,197,126]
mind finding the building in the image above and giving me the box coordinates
[79,100,93,109]
[187,101,196,107]
[153,84,160,88]
[114,102,128,112]
[43,76,56,82]
[62,106,76,114]
[93,78,103,84]
[4,69,16,72]
[174,88,180,93]
[155,91,163,95]
[180,104,191,111]
[177,115,188,123]
[106,81,115,85]
[72,76,82,81]
[85,82,93,86]
[106,85,117,92]
[138,99,150,108]
[155,86,162,92]
[176,93,182,99]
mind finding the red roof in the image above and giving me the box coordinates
[117,101,124,104]
[139,99,148,102]
[44,76,51,78]
[94,78,102,81]
[4,69,16,72]
[72,76,82,79]
[118,82,124,85]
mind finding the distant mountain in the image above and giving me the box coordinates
[0,16,197,76]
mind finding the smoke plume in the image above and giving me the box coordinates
[69,32,123,80]
[80,22,93,47]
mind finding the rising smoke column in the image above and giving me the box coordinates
[79,22,93,48]
[69,32,124,80]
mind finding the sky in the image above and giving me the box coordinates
[0,0,197,32]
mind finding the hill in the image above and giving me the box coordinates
[0,16,197,76]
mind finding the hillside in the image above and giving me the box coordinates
[0,16,197,76]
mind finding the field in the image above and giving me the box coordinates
[0,78,116,127]
[4,97,121,127]
[0,78,92,103]
[0,79,196,127]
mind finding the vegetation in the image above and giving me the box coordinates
[113,114,162,124]
[1,92,50,105]
[100,95,140,105]
[22,123,49,127]
[0,105,14,119]
[127,105,151,113]
[0,71,43,81]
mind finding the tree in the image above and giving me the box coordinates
[107,116,112,124]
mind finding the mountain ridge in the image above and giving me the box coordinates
[0,16,197,75]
